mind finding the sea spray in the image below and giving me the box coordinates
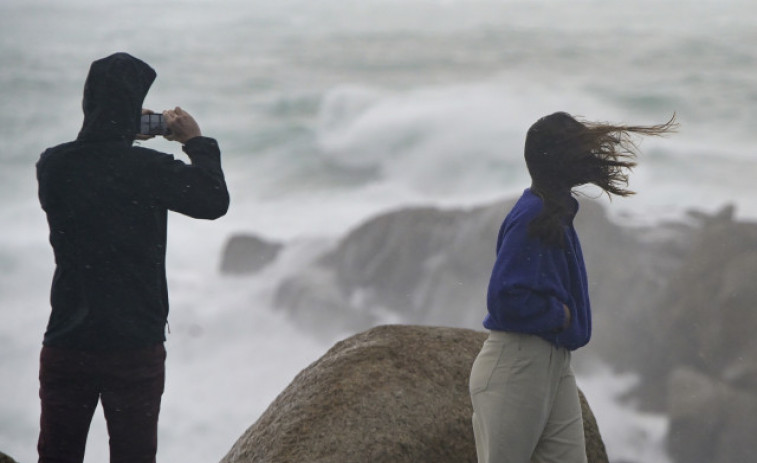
[3,0,757,462]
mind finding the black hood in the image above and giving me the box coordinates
[77,52,156,142]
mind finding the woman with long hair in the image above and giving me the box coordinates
[469,112,676,463]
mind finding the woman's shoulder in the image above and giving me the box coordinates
[507,189,543,222]
[497,190,543,244]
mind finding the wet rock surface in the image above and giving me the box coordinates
[220,325,608,463]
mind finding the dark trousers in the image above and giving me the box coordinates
[38,344,166,463]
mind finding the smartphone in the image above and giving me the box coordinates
[139,114,170,136]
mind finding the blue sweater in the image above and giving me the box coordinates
[484,189,591,350]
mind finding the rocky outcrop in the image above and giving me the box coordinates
[220,325,608,463]
[220,234,282,275]
[273,202,506,333]
[667,367,757,463]
[222,197,757,463]
[267,198,684,368]
[633,210,757,463]
[648,206,757,381]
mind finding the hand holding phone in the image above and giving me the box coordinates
[163,107,202,144]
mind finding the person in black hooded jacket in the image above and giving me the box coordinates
[36,52,229,463]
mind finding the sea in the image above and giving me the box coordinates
[1,0,755,462]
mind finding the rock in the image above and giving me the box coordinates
[274,267,380,339]
[220,325,608,463]
[636,209,757,463]
[632,211,757,410]
[571,199,682,373]
[0,451,18,463]
[578,388,608,463]
[220,234,282,275]
[667,367,757,463]
[666,367,727,463]
[273,202,506,337]
[272,197,684,375]
[319,202,506,327]
[226,197,757,463]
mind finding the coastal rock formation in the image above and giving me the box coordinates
[667,367,757,463]
[220,234,282,275]
[635,209,757,463]
[220,325,608,463]
[268,198,681,368]
[649,206,757,381]
[221,197,757,463]
[274,202,506,332]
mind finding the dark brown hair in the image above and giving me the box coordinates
[524,112,677,247]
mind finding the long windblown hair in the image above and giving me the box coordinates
[524,111,677,247]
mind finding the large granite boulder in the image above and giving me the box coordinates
[220,325,608,463]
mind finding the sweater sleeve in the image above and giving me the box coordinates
[485,210,567,334]
[151,136,230,219]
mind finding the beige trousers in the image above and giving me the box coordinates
[469,330,587,463]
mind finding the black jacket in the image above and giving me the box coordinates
[37,53,229,350]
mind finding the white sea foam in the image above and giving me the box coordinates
[577,366,672,463]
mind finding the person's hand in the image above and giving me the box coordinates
[134,108,155,141]
[163,106,202,144]
[562,304,571,330]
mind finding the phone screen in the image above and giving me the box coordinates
[140,114,168,136]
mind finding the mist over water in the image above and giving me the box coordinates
[1,0,755,462]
